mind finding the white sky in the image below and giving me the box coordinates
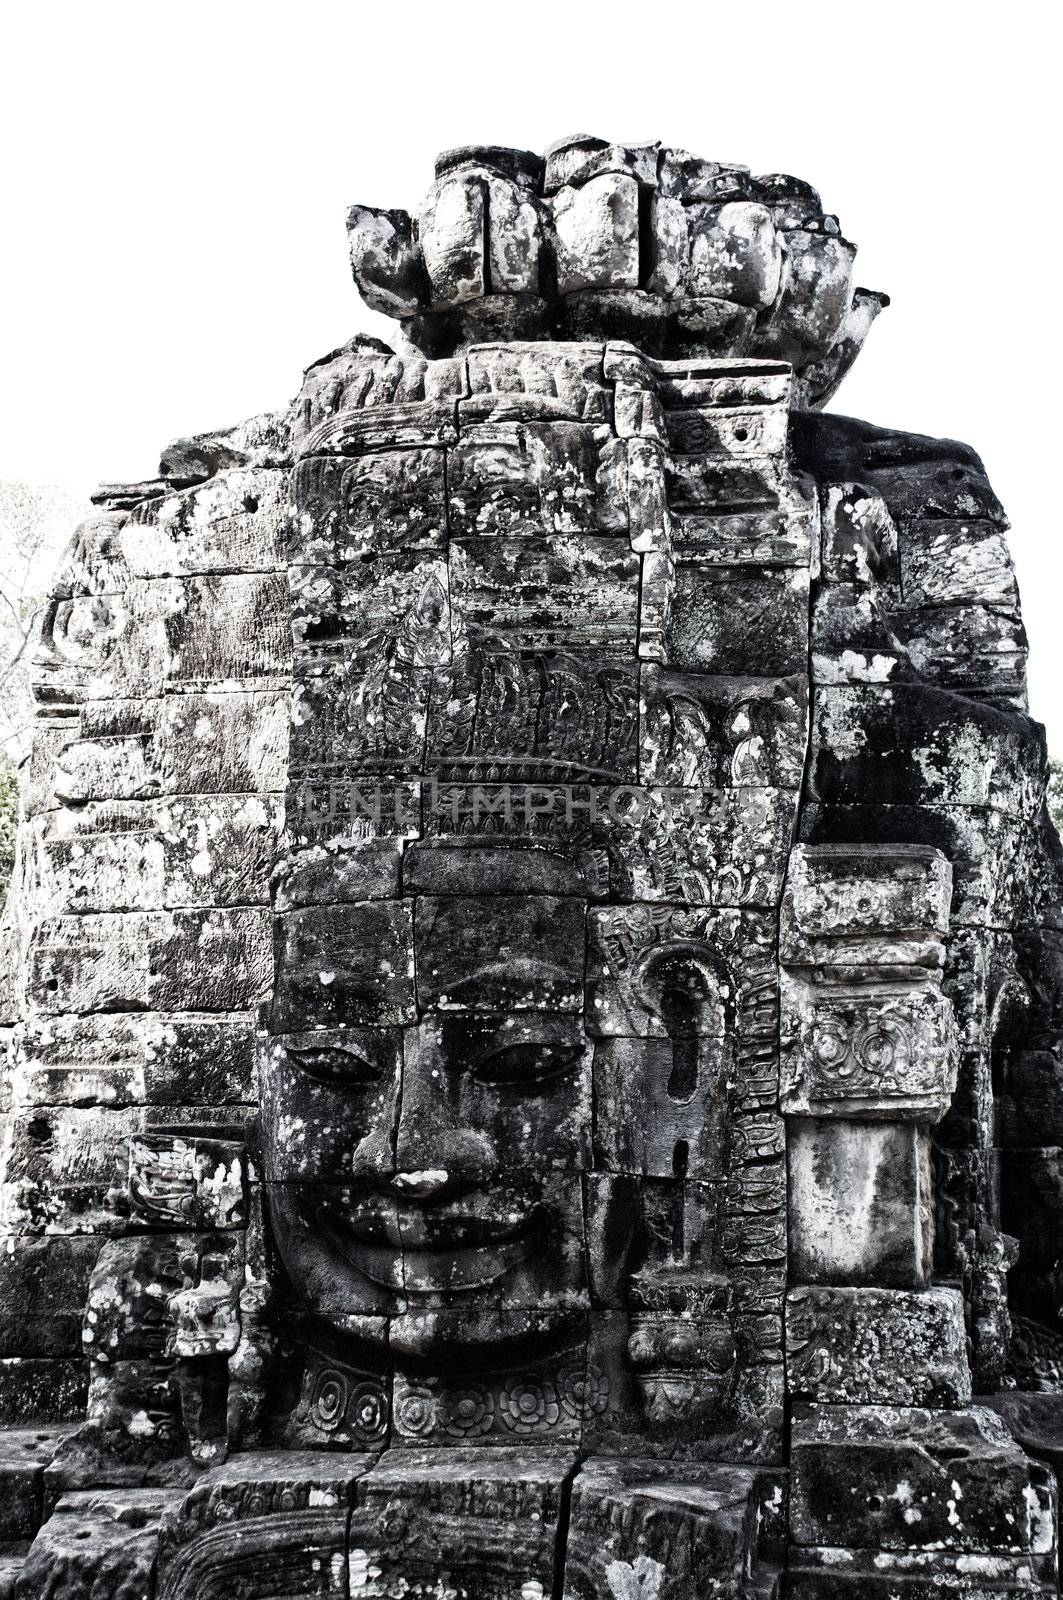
[1,2,1059,730]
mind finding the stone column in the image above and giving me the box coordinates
[782,842,1057,1596]
[781,842,959,1308]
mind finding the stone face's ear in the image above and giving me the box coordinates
[615,944,733,1186]
[791,286,891,411]
[634,943,728,1040]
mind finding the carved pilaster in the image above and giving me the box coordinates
[781,842,958,1295]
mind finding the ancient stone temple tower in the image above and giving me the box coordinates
[1,134,1061,1597]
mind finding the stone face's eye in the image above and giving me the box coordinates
[285,1044,381,1084]
[471,1041,583,1088]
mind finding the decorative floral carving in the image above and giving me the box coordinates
[811,1016,909,1087]
[395,1387,438,1438]
[558,1361,609,1420]
[350,1380,389,1443]
[499,1374,561,1435]
[309,1368,348,1434]
[442,1383,494,1439]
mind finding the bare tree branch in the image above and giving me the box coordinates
[0,478,90,761]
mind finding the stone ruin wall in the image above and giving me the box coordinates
[0,134,1061,1597]
[0,419,292,1419]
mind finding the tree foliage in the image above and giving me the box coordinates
[0,756,18,912]
[0,479,88,762]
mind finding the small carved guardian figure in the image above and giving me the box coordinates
[167,1246,242,1467]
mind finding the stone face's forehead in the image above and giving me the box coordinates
[270,900,416,1033]
[414,894,586,1014]
[402,840,589,897]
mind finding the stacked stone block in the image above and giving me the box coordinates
[0,420,291,1433]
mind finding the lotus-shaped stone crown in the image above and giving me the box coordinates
[346,134,888,405]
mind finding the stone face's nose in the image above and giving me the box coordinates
[393,1024,499,1190]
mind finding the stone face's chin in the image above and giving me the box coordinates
[385,1301,588,1364]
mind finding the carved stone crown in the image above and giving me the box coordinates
[346,133,888,405]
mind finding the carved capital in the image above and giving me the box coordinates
[781,979,958,1122]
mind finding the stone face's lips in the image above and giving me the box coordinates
[395,1236,541,1294]
[320,1204,543,1294]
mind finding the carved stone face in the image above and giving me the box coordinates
[257,334,803,1434]
[261,843,592,1359]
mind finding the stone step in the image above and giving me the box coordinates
[0,1428,73,1542]
[17,1487,185,1600]
[0,1546,28,1600]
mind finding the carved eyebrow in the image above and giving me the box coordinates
[432,956,583,999]
[402,844,589,896]
[460,1019,586,1063]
